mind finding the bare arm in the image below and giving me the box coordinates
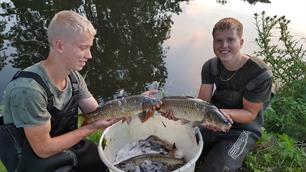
[221,98,263,124]
[24,96,118,158]
[78,96,99,113]
[197,84,214,102]
[24,120,98,158]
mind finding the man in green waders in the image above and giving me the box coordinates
[0,10,120,172]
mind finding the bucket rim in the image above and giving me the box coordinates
[97,122,204,172]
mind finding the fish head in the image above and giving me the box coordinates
[206,106,231,132]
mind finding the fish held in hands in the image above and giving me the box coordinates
[82,95,160,124]
[158,96,231,132]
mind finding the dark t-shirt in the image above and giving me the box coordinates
[201,55,272,137]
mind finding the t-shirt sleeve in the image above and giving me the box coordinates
[244,78,272,103]
[9,87,51,127]
[201,59,214,84]
[74,72,93,99]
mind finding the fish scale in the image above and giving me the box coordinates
[159,96,231,132]
[82,95,160,124]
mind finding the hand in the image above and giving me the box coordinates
[204,123,224,132]
[90,118,121,130]
[142,89,162,112]
[141,89,159,97]
[203,109,233,132]
[220,109,234,124]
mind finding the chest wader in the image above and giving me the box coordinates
[1,71,105,172]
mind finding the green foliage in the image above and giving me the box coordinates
[0,161,7,172]
[246,11,306,172]
[245,131,306,172]
[264,79,306,141]
[87,131,103,144]
[254,11,306,91]
[78,115,103,144]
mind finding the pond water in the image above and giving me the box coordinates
[0,0,305,104]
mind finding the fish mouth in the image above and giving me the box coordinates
[208,108,231,125]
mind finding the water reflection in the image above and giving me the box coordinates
[0,0,186,102]
[0,0,302,103]
[216,0,271,5]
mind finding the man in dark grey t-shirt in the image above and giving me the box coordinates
[196,17,272,172]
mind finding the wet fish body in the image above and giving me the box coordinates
[158,96,231,132]
[83,95,159,124]
[115,153,185,167]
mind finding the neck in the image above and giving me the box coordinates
[222,54,247,71]
[42,56,70,90]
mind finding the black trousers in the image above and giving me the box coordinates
[0,124,107,172]
[196,128,257,172]
[17,139,108,172]
[0,125,23,172]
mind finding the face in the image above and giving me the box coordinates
[213,28,243,63]
[60,31,94,71]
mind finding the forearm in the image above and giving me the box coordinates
[26,123,97,158]
[221,109,256,124]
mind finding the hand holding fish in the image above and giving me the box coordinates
[141,89,161,111]
[82,94,161,125]
[87,118,122,130]
[157,96,232,132]
[203,109,233,132]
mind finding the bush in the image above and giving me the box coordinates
[245,131,306,172]
[264,79,306,141]
[245,11,306,172]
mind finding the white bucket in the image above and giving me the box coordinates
[98,115,203,172]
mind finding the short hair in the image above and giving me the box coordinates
[47,10,96,46]
[212,17,243,38]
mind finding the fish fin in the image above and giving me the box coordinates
[180,119,190,125]
[172,143,177,150]
[121,118,126,123]
[167,143,177,157]
[137,111,147,122]
[138,110,153,123]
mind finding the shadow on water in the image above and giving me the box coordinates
[0,0,271,102]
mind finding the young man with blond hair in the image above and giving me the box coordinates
[1,10,119,172]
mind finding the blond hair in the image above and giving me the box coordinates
[47,10,96,46]
[212,17,243,38]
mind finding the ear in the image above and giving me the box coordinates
[54,39,64,53]
[240,37,244,47]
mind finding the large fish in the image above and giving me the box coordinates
[82,95,160,124]
[115,153,185,170]
[158,96,231,132]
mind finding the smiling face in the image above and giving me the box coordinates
[47,11,96,72]
[213,28,244,63]
[60,31,94,71]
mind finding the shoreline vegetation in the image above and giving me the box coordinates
[243,12,306,172]
[0,11,305,172]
